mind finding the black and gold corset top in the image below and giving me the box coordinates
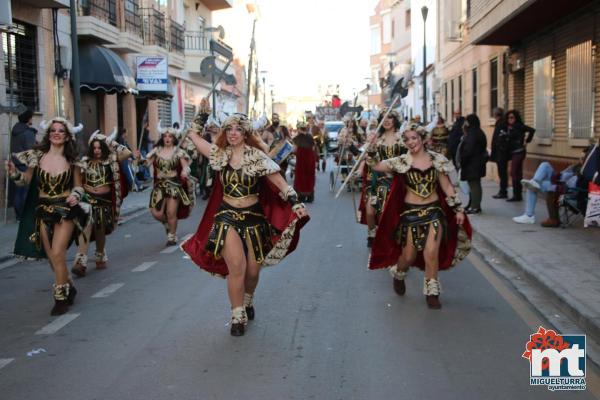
[405,166,439,198]
[220,165,260,198]
[84,162,112,187]
[377,142,405,161]
[155,154,179,174]
[37,167,73,197]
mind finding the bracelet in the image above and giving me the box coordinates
[10,170,27,186]
[446,195,464,213]
[279,186,299,204]
[70,186,84,201]
[292,202,305,212]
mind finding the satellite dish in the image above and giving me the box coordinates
[217,25,225,40]
[224,74,237,86]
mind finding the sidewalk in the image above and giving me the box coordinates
[0,189,150,264]
[468,180,600,341]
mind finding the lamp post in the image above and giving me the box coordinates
[260,70,268,114]
[421,5,428,123]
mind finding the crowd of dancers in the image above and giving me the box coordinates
[6,98,471,336]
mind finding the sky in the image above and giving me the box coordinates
[215,0,378,100]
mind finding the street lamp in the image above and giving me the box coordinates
[421,5,428,123]
[260,70,268,114]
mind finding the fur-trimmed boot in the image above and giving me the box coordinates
[95,250,108,269]
[367,227,377,248]
[244,293,255,321]
[166,233,178,246]
[71,253,87,277]
[230,306,248,337]
[389,266,408,296]
[541,191,560,228]
[51,283,74,316]
[423,278,442,310]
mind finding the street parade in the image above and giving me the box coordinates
[1,0,600,399]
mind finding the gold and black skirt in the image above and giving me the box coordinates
[33,196,89,250]
[396,202,446,251]
[149,178,191,210]
[205,202,273,264]
[86,191,115,234]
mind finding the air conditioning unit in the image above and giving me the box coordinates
[0,1,11,27]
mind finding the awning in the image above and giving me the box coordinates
[78,44,138,94]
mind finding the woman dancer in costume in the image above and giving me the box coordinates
[6,118,89,315]
[182,101,309,337]
[368,124,472,309]
[71,128,132,276]
[143,123,195,246]
[360,110,406,247]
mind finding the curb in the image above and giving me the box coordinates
[0,204,148,265]
[472,226,600,344]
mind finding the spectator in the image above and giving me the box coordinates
[513,148,590,227]
[448,110,465,168]
[117,128,146,192]
[457,114,488,214]
[10,109,37,220]
[506,110,536,202]
[489,107,510,199]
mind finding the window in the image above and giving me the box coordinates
[566,41,594,139]
[382,13,391,44]
[458,75,463,115]
[184,104,196,125]
[370,25,381,55]
[406,9,411,28]
[2,21,39,111]
[472,68,478,114]
[157,98,172,127]
[391,18,395,39]
[533,56,554,139]
[490,57,498,116]
[371,68,381,94]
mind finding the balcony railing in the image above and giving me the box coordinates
[169,20,185,54]
[185,31,210,51]
[80,0,117,27]
[123,0,142,37]
[140,7,166,48]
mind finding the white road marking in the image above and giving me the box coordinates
[0,358,14,370]
[0,258,20,271]
[160,234,191,254]
[35,313,80,335]
[91,283,125,298]
[132,261,157,272]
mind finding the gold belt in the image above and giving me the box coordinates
[215,209,264,221]
[400,206,441,218]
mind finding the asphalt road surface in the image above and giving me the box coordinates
[0,162,598,400]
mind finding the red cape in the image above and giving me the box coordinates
[294,147,316,194]
[369,175,472,271]
[181,173,309,277]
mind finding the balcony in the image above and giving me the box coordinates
[201,0,233,11]
[107,0,144,53]
[21,0,69,7]
[140,7,168,56]
[77,0,120,44]
[168,20,185,69]
[184,30,211,74]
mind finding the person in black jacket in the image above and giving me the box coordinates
[458,114,488,214]
[489,108,510,198]
[10,109,37,220]
[448,111,465,168]
[506,110,535,201]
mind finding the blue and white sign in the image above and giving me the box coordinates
[136,56,168,92]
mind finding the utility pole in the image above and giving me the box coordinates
[421,5,428,123]
[245,19,256,115]
[70,0,81,123]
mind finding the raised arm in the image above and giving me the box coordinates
[187,130,212,158]
[5,160,33,186]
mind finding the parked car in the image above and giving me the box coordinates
[324,121,344,152]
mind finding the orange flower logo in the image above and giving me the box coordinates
[522,326,571,371]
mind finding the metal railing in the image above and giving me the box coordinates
[169,20,185,54]
[79,0,117,27]
[123,0,142,37]
[140,7,166,48]
[184,30,210,51]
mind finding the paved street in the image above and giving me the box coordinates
[0,165,598,400]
